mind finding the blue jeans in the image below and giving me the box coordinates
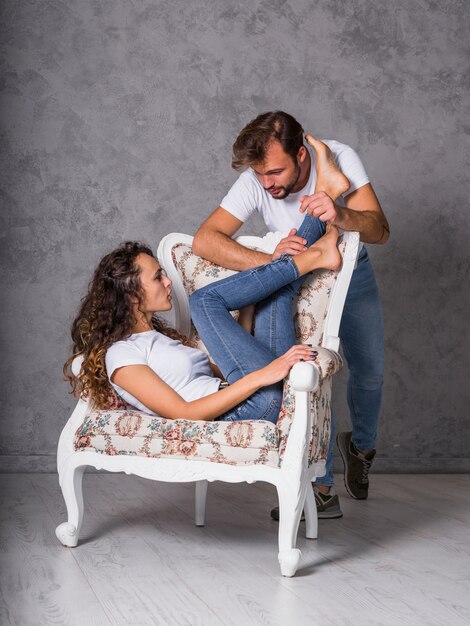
[316,246,384,487]
[252,216,326,357]
[252,221,384,487]
[191,217,384,478]
[190,214,325,423]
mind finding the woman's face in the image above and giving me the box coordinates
[136,253,172,313]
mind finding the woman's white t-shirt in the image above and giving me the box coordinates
[105,330,222,415]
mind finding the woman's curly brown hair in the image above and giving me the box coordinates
[64,241,191,408]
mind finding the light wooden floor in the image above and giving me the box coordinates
[1,473,469,626]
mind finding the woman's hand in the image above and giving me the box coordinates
[256,345,317,386]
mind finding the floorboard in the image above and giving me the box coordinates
[1,473,469,626]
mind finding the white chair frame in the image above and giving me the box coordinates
[56,231,360,576]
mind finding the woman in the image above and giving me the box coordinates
[65,217,340,423]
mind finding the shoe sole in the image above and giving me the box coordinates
[336,432,366,500]
[270,509,343,521]
[317,510,343,519]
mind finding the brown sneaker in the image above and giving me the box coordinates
[270,486,343,521]
[337,431,376,500]
[313,488,343,518]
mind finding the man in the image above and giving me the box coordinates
[193,111,389,518]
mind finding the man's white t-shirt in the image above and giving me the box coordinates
[220,140,369,235]
[105,330,221,415]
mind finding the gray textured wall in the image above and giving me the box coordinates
[1,0,469,472]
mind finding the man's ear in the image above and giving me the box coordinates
[297,145,308,164]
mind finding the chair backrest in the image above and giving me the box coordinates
[157,231,360,352]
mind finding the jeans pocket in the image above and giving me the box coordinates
[259,397,282,423]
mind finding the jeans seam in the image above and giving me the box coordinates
[270,296,277,354]
[228,395,281,422]
[199,257,299,311]
[200,267,272,306]
[199,293,247,380]
[279,254,300,280]
[258,396,281,422]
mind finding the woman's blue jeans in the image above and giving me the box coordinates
[190,216,384,486]
[190,214,325,423]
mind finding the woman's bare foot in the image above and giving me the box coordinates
[293,225,342,276]
[305,134,350,200]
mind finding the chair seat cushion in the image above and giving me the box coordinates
[74,410,280,467]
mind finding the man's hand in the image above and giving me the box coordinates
[299,191,343,224]
[271,228,307,260]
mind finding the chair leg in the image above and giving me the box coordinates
[55,464,86,547]
[276,480,308,577]
[195,480,208,527]
[304,483,318,539]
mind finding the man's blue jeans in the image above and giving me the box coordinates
[253,220,384,487]
[316,246,384,486]
[190,214,325,423]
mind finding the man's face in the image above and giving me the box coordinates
[252,139,302,199]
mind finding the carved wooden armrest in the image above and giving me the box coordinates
[306,346,343,381]
[288,347,342,392]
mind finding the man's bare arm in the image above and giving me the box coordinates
[192,207,271,271]
[341,184,390,244]
[300,183,390,245]
[193,208,311,270]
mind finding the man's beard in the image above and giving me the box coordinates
[266,163,301,200]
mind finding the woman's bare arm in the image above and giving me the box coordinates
[112,344,314,421]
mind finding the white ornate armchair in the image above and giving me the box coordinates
[56,231,360,576]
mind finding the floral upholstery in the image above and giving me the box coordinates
[75,411,279,467]
[171,241,347,351]
[171,241,345,465]
[74,239,344,468]
[277,347,342,463]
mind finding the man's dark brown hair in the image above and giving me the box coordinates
[232,111,304,171]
